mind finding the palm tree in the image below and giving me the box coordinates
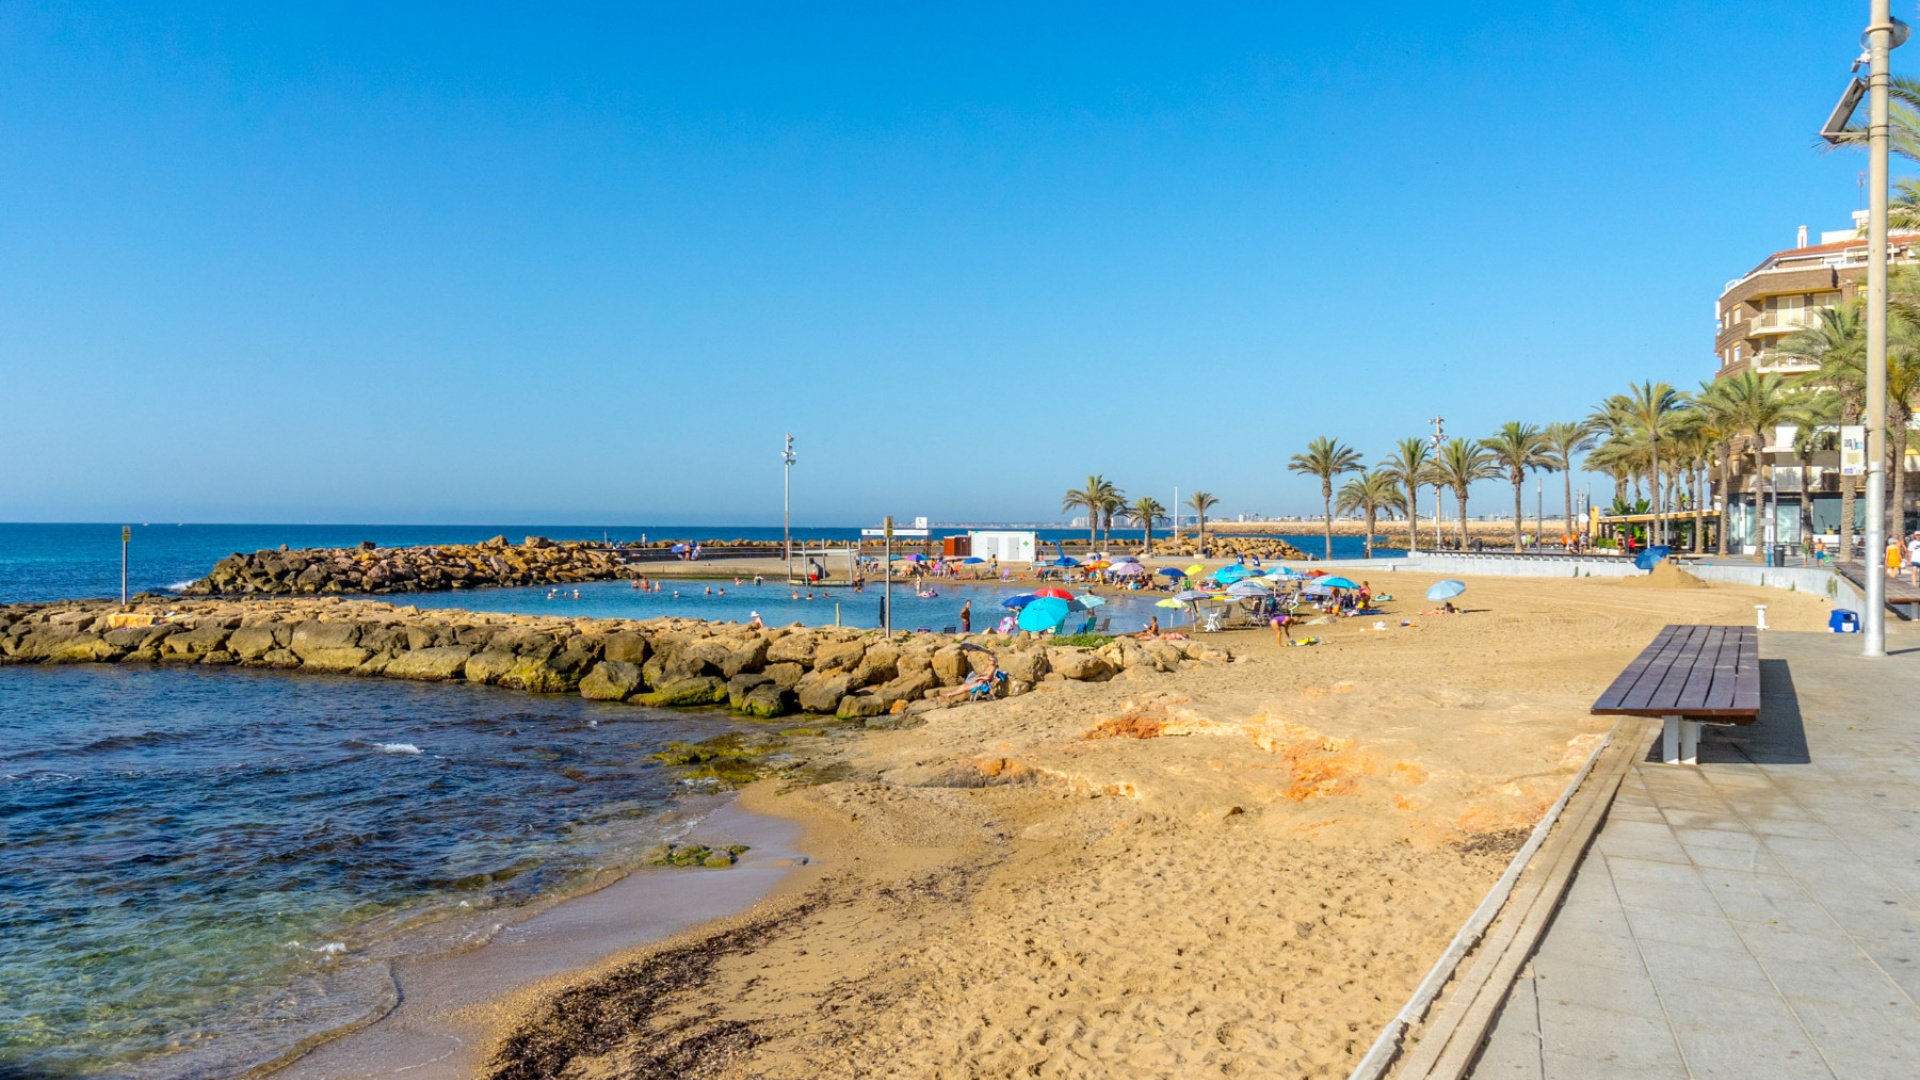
[1431,437,1499,548]
[1709,371,1795,561]
[1593,382,1687,546]
[1062,475,1117,547]
[1692,380,1741,557]
[1096,484,1128,549]
[1186,491,1220,554]
[1790,394,1841,552]
[1781,302,1866,559]
[1287,436,1365,559]
[1336,470,1407,558]
[1483,422,1553,551]
[1127,496,1166,553]
[1381,437,1435,552]
[1540,420,1597,544]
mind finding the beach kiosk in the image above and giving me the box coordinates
[968,530,1037,564]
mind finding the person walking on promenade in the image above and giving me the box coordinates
[1888,536,1904,580]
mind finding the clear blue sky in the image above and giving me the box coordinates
[0,2,1895,525]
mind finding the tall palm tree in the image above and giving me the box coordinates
[1482,422,1553,551]
[1287,436,1365,559]
[1692,380,1742,556]
[1381,437,1435,552]
[1127,496,1166,553]
[1096,484,1128,549]
[1781,301,1866,559]
[1541,420,1597,543]
[1186,491,1220,554]
[1594,382,1687,546]
[1336,470,1407,559]
[1061,475,1117,547]
[1790,394,1841,552]
[1709,371,1795,561]
[1431,438,1499,548]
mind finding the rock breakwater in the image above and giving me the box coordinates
[1150,535,1309,560]
[0,598,1234,721]
[183,536,630,596]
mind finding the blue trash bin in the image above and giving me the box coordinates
[1829,609,1859,634]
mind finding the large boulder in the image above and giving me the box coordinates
[463,649,519,685]
[717,636,769,678]
[636,676,728,708]
[852,642,899,686]
[1046,647,1114,682]
[300,647,373,674]
[21,632,118,663]
[813,639,866,674]
[289,621,360,658]
[579,660,644,700]
[227,627,278,661]
[795,671,854,714]
[386,646,475,681]
[766,633,817,665]
[160,626,230,660]
[497,657,578,694]
[837,693,888,720]
[726,673,774,711]
[739,682,793,719]
[930,645,971,686]
[601,632,651,665]
[874,668,938,707]
[762,662,805,691]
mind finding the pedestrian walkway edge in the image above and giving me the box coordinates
[1347,716,1657,1080]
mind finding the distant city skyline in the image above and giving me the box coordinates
[0,3,1892,524]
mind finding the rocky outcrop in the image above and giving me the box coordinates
[0,598,1234,719]
[1150,535,1309,561]
[182,536,632,596]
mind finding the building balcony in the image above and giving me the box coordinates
[1753,354,1819,375]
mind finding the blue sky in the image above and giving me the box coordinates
[0,2,1894,525]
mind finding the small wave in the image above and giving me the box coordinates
[374,743,422,755]
[166,580,196,591]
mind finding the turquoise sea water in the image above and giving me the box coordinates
[0,665,748,1079]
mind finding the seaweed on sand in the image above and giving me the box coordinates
[484,900,820,1080]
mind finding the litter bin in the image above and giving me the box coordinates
[1829,609,1860,634]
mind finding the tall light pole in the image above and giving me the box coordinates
[1429,416,1446,549]
[121,526,131,608]
[781,434,797,580]
[1863,2,1904,656]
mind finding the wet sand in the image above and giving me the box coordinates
[267,803,805,1080]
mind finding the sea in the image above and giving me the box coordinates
[0,522,1404,1078]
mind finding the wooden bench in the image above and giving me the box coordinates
[1591,625,1760,764]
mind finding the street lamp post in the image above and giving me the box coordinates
[782,434,796,583]
[121,526,130,608]
[1863,2,1905,656]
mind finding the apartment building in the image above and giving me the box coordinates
[1715,213,1920,375]
[1710,215,1920,551]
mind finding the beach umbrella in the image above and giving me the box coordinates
[1017,597,1071,632]
[1185,564,1205,576]
[1111,554,1141,563]
[1108,562,1145,577]
[1156,567,1187,579]
[1319,576,1360,589]
[1051,556,1081,568]
[1083,560,1110,570]
[1155,597,1186,608]
[1214,564,1253,585]
[961,557,986,564]
[904,553,928,562]
[1074,592,1108,608]
[670,543,688,554]
[1172,589,1215,602]
[1001,593,1038,609]
[1226,580,1272,598]
[1032,586,1076,600]
[1426,580,1467,601]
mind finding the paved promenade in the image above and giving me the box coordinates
[1471,627,1920,1080]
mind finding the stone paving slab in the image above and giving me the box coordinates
[1469,630,1920,1080]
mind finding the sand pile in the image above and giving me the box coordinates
[474,572,1835,1080]
[1619,560,1710,589]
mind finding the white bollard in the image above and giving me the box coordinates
[1755,604,1770,631]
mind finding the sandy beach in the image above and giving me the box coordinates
[445,569,1837,1079]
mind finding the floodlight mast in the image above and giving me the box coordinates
[1863,1,1902,658]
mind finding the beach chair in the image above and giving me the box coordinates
[942,625,957,634]
[1095,617,1111,633]
[1201,609,1224,632]
[967,670,1007,702]
[1075,616,1096,635]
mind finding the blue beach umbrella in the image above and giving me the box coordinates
[1172,589,1215,602]
[1017,597,1072,632]
[1052,556,1081,568]
[1426,580,1467,601]
[1319,576,1360,590]
[1226,580,1272,598]
[1073,593,1108,609]
[1214,564,1252,585]
[1001,593,1039,609]
[1156,568,1187,579]
[961,557,987,564]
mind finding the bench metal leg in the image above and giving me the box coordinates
[1660,715,1702,765]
